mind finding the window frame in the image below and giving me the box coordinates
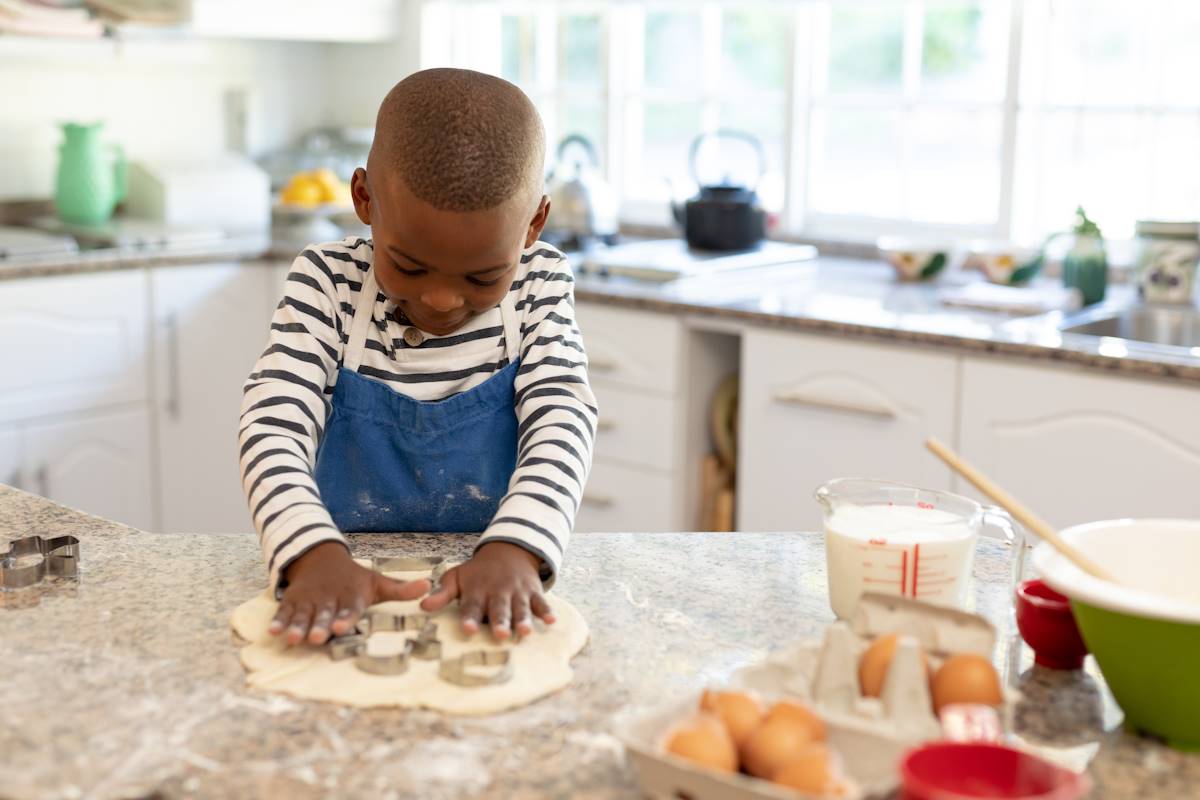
[422,0,1200,244]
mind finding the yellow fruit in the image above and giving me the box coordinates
[281,176,323,208]
[740,717,819,779]
[700,689,765,747]
[310,168,344,203]
[664,713,738,773]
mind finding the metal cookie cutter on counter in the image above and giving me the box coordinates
[328,611,434,675]
[365,555,447,584]
[439,650,514,687]
[0,535,80,590]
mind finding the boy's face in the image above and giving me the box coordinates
[350,168,550,337]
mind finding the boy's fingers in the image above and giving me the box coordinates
[307,603,336,645]
[374,576,431,604]
[269,601,294,635]
[285,602,314,645]
[488,593,512,641]
[459,593,484,636]
[512,595,533,638]
[420,569,459,612]
[530,593,556,625]
[330,596,364,636]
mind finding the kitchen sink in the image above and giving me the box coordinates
[1059,305,1200,351]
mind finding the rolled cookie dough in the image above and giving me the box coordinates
[230,571,588,715]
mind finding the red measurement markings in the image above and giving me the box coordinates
[914,552,956,596]
[917,501,935,510]
[910,544,921,596]
[901,549,908,596]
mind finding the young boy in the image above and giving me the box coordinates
[239,68,596,647]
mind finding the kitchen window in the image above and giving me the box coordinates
[421,0,1200,243]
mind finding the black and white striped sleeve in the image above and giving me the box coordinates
[238,249,346,593]
[477,251,597,585]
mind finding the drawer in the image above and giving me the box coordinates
[592,383,679,472]
[0,270,149,423]
[574,459,679,532]
[575,301,683,395]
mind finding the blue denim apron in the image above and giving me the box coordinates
[313,267,521,533]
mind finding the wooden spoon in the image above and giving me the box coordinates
[925,437,1116,583]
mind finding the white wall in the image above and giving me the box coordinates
[0,37,331,199]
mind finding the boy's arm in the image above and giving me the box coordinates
[476,251,597,585]
[238,249,347,593]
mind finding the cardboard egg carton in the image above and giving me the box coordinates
[731,593,1018,793]
[617,594,1017,800]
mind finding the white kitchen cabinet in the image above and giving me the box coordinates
[738,329,958,532]
[23,409,155,530]
[575,301,684,396]
[189,0,405,42]
[0,270,148,424]
[0,427,22,490]
[960,358,1200,527]
[152,263,277,533]
[574,459,678,533]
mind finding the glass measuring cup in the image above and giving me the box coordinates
[815,478,1023,619]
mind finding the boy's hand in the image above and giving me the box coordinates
[421,542,555,641]
[269,541,431,646]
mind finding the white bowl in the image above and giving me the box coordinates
[876,236,955,282]
[1033,518,1200,625]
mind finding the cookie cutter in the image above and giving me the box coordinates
[328,612,437,675]
[366,555,447,584]
[0,535,80,590]
[438,650,514,687]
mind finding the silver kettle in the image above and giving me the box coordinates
[545,134,618,242]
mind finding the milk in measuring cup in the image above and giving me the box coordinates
[824,502,979,619]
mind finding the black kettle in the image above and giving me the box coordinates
[672,129,767,252]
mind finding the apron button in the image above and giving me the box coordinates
[403,327,425,347]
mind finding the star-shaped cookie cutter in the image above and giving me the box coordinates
[0,535,80,591]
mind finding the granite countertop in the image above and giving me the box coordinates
[0,232,273,281]
[1,487,1194,799]
[574,256,1200,384]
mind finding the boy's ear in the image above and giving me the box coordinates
[524,195,551,248]
[351,168,372,226]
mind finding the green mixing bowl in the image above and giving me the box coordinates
[1034,519,1200,751]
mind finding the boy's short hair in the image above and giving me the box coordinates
[371,68,546,212]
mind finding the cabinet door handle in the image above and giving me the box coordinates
[588,357,617,373]
[35,465,49,497]
[596,419,616,432]
[581,492,614,509]
[164,312,182,420]
[771,390,897,420]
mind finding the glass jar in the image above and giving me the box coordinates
[1134,220,1200,305]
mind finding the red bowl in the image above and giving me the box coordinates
[1016,578,1089,670]
[900,742,1091,800]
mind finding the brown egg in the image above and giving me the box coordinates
[740,717,819,779]
[664,713,738,773]
[772,743,850,796]
[700,689,765,747]
[931,653,1003,713]
[858,633,928,698]
[765,699,827,742]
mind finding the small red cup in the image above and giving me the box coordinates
[900,742,1091,800]
[1015,578,1089,670]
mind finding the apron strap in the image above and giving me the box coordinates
[343,268,381,373]
[499,289,522,363]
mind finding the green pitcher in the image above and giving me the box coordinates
[54,122,127,225]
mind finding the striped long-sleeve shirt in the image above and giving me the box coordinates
[238,237,597,592]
